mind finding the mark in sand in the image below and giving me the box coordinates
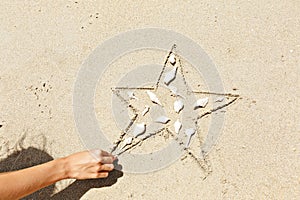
[110,44,240,176]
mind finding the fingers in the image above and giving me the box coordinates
[86,163,114,179]
[99,150,111,156]
[90,164,114,176]
[91,149,116,163]
[94,172,109,178]
[99,164,114,172]
[99,156,115,164]
[66,149,118,180]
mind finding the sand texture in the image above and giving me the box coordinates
[0,1,299,199]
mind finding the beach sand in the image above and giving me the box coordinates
[0,1,299,199]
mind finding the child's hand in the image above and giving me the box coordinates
[63,149,116,179]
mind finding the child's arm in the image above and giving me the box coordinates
[0,149,116,200]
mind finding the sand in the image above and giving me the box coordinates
[0,0,299,199]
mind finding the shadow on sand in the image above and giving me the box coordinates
[0,147,123,199]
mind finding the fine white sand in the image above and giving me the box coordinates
[0,1,299,199]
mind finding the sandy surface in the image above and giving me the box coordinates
[0,0,299,199]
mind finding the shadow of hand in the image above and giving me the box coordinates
[0,137,124,200]
[51,162,123,200]
[74,169,123,189]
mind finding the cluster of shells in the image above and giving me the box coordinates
[120,53,212,150]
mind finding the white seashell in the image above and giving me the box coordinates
[194,97,209,109]
[168,85,178,94]
[164,66,178,85]
[121,137,133,149]
[146,91,162,105]
[169,53,176,65]
[174,119,182,134]
[141,105,150,116]
[168,86,185,98]
[215,97,224,102]
[174,99,184,113]
[127,91,138,100]
[155,116,170,124]
[185,128,195,136]
[185,128,195,147]
[125,137,133,144]
[133,123,146,137]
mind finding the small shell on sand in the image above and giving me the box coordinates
[155,116,170,124]
[146,91,162,105]
[164,66,178,85]
[185,128,195,147]
[194,97,209,109]
[168,85,178,94]
[141,105,150,116]
[121,137,133,149]
[127,91,138,100]
[215,97,224,102]
[169,53,176,65]
[133,123,146,137]
[174,119,182,134]
[174,99,184,113]
[124,137,133,145]
[168,86,185,98]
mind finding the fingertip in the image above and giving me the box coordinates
[103,164,114,172]
[99,149,110,156]
[99,172,109,178]
[110,163,115,170]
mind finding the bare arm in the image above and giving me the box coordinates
[0,149,116,200]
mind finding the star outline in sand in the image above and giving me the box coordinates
[110,44,240,158]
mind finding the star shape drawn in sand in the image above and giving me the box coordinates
[110,44,239,174]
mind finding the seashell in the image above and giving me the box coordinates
[194,97,209,109]
[121,137,133,149]
[215,97,224,102]
[141,105,150,116]
[168,86,185,98]
[174,99,184,113]
[185,128,195,136]
[127,91,138,100]
[155,116,170,124]
[164,66,178,85]
[168,85,178,94]
[124,137,133,145]
[185,128,195,147]
[169,53,176,65]
[146,91,162,105]
[133,123,146,137]
[174,119,182,134]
